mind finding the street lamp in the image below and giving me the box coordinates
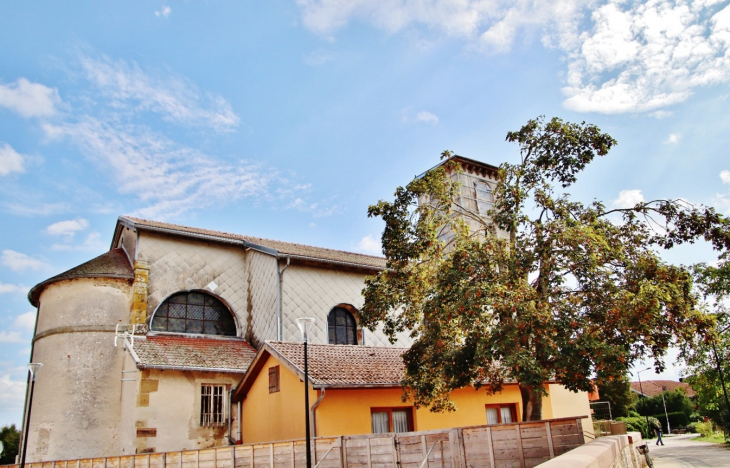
[661,386,671,434]
[635,367,652,436]
[20,363,42,468]
[296,318,315,468]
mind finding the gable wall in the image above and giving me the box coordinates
[245,250,278,346]
[280,264,412,347]
[136,232,248,335]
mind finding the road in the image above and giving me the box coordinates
[648,434,730,467]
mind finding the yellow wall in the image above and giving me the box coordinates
[542,383,593,439]
[241,355,317,443]
[316,385,523,437]
[241,355,593,443]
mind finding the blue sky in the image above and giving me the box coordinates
[1,0,730,426]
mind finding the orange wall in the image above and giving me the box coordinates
[315,385,523,436]
[241,355,317,443]
[241,355,592,443]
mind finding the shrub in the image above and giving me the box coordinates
[653,412,690,432]
[686,422,699,433]
[616,416,651,439]
[695,421,714,437]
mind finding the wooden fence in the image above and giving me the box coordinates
[9,417,587,468]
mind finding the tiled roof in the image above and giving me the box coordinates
[119,216,386,270]
[131,335,257,373]
[267,341,407,386]
[29,248,134,307]
[630,380,695,398]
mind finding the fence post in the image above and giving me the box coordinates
[366,438,371,468]
[545,423,554,459]
[486,428,495,468]
[514,425,525,468]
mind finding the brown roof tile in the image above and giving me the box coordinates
[28,248,134,307]
[267,341,407,386]
[630,380,695,398]
[120,216,386,270]
[131,335,257,373]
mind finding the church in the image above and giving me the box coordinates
[20,156,592,462]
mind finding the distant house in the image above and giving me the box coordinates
[629,380,695,398]
[231,341,593,444]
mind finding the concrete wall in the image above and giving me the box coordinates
[280,264,412,347]
[27,277,133,461]
[132,368,241,453]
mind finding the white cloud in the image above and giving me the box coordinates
[0,250,51,272]
[0,282,29,294]
[297,0,730,114]
[415,111,439,125]
[0,78,60,118]
[612,189,645,208]
[666,133,680,144]
[402,107,440,125]
[720,170,730,184]
[0,143,26,176]
[0,374,27,412]
[45,218,89,238]
[357,234,382,255]
[13,311,36,332]
[0,282,28,295]
[155,5,172,18]
[4,202,69,216]
[563,0,730,114]
[0,331,24,343]
[78,54,239,132]
[50,231,106,252]
[43,118,269,219]
[303,50,336,66]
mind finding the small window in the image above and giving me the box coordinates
[200,384,226,426]
[268,366,280,393]
[474,180,493,214]
[328,307,357,345]
[371,407,414,433]
[485,404,517,425]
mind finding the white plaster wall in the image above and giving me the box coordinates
[137,233,248,336]
[281,264,412,347]
[134,369,241,453]
[27,278,133,461]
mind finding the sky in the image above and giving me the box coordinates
[1,0,730,426]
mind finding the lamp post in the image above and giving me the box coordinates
[636,367,652,436]
[296,318,315,468]
[20,363,42,468]
[661,386,671,434]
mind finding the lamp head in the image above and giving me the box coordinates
[295,317,315,342]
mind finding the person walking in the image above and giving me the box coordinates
[652,418,664,446]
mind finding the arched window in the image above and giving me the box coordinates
[151,291,237,336]
[328,307,357,345]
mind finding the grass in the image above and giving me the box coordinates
[691,433,729,444]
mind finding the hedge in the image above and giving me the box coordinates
[653,412,690,432]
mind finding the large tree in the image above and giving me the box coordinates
[361,116,728,421]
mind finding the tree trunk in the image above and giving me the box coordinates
[519,383,543,421]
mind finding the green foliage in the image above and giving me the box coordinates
[694,420,715,437]
[616,416,651,438]
[634,390,694,418]
[682,312,730,434]
[362,116,727,420]
[0,424,20,465]
[596,375,635,418]
[687,421,699,433]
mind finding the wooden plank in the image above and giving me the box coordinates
[486,427,495,468]
[544,423,554,459]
